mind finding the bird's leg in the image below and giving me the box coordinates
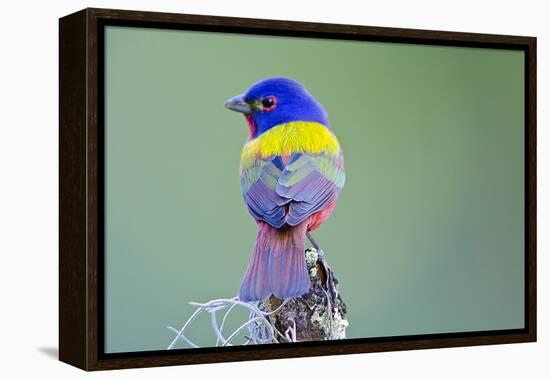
[306,232,321,251]
[306,232,338,305]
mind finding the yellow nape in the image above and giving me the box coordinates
[241,121,341,162]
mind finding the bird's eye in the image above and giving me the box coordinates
[260,96,276,111]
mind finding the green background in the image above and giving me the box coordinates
[104,26,525,353]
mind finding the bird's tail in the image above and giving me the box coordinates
[239,222,310,302]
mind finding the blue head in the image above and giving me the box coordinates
[225,77,330,139]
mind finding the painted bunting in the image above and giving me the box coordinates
[225,77,345,302]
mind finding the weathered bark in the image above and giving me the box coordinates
[264,248,348,342]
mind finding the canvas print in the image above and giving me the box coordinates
[103,26,525,353]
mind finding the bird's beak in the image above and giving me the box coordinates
[224,94,252,114]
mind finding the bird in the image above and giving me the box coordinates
[224,77,345,302]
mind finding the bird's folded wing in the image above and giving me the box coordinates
[241,152,345,228]
[277,152,345,226]
[241,158,290,228]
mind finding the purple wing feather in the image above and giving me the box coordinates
[244,180,288,228]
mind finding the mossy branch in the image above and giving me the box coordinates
[167,248,348,348]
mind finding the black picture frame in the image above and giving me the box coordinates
[59,7,537,371]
